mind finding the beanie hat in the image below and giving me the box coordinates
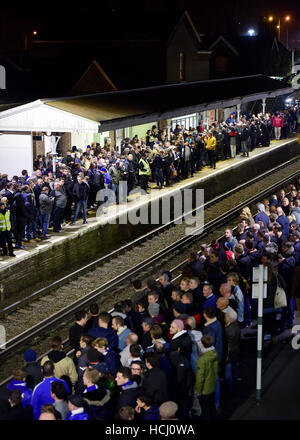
[24,348,37,362]
[173,319,184,331]
[100,167,107,173]
[148,302,160,317]
[68,394,85,408]
[87,347,100,363]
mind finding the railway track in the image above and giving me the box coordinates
[0,156,299,381]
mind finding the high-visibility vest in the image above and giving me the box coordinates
[139,158,151,176]
[0,210,11,231]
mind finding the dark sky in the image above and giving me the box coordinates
[1,0,300,47]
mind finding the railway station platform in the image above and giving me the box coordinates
[0,135,299,303]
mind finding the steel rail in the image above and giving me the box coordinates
[0,164,299,359]
[1,155,299,318]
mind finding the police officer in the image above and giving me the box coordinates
[138,151,151,194]
[0,201,15,256]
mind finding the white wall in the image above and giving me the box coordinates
[0,134,33,179]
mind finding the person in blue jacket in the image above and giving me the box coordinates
[66,394,89,420]
[92,337,119,376]
[135,394,159,420]
[202,307,223,363]
[276,206,290,237]
[6,369,32,408]
[201,283,217,311]
[254,203,269,228]
[88,312,118,351]
[31,360,70,420]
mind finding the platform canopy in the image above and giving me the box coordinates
[0,74,293,133]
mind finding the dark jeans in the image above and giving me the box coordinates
[0,230,14,255]
[73,200,87,223]
[199,393,217,420]
[25,220,37,239]
[155,168,164,187]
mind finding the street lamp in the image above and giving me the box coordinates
[285,16,291,49]
[268,15,291,47]
[248,29,255,37]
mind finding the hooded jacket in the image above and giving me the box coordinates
[254,203,269,227]
[169,330,193,359]
[41,351,78,386]
[291,207,300,224]
[195,348,219,395]
[83,384,111,420]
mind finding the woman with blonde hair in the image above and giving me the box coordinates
[238,206,255,226]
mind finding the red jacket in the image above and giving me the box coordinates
[272,116,283,128]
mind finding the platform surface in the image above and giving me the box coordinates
[0,136,297,272]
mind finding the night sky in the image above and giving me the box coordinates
[0,0,299,47]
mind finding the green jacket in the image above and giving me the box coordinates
[195,348,218,395]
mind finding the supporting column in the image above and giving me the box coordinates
[262,98,266,115]
[236,103,241,122]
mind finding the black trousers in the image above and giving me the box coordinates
[53,206,65,231]
[139,175,149,192]
[207,150,216,168]
[199,393,217,420]
[0,230,14,255]
[15,217,26,246]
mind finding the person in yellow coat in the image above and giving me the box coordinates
[204,131,217,169]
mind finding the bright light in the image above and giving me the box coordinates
[277,25,280,29]
[248,29,255,36]
[285,15,291,22]
[285,98,292,103]
[268,16,274,22]
[33,30,38,36]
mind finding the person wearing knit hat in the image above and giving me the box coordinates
[66,394,89,420]
[169,319,192,359]
[148,302,166,325]
[24,348,37,363]
[148,302,160,318]
[24,349,44,389]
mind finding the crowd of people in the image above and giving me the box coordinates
[1,175,300,420]
[0,107,299,257]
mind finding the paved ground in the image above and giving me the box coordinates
[217,323,300,421]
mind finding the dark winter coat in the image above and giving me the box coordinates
[142,367,169,405]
